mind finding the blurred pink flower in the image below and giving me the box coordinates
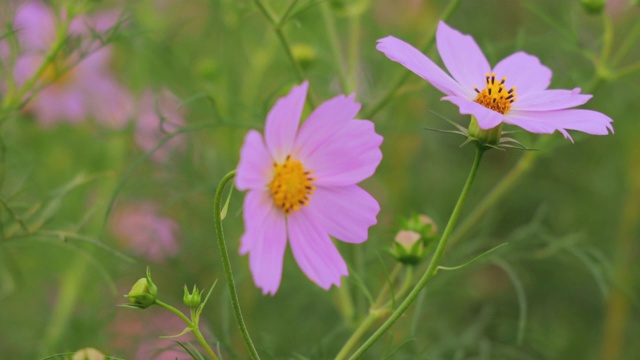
[12,1,133,127]
[136,89,186,162]
[236,82,382,295]
[377,21,613,141]
[109,311,202,360]
[110,202,180,262]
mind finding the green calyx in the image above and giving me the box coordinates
[468,116,503,146]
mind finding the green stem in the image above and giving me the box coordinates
[362,0,462,119]
[214,170,260,360]
[612,61,640,80]
[252,0,316,107]
[2,22,69,113]
[347,13,361,94]
[320,1,350,93]
[347,145,485,359]
[156,300,194,327]
[610,14,640,68]
[600,15,614,68]
[156,301,220,360]
[335,309,386,360]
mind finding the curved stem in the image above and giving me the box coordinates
[156,300,220,360]
[347,146,486,359]
[214,170,260,360]
[320,1,349,93]
[362,0,462,119]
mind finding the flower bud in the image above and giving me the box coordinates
[391,215,439,265]
[329,0,370,17]
[72,347,106,360]
[392,230,424,265]
[292,43,317,71]
[581,0,606,14]
[125,268,157,309]
[183,284,202,309]
[468,116,502,146]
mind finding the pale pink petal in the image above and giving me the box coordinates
[240,189,287,295]
[505,109,614,141]
[236,130,273,190]
[442,95,504,130]
[288,209,348,290]
[86,76,133,128]
[436,21,491,98]
[14,53,42,85]
[293,94,361,160]
[376,36,465,97]
[264,82,308,162]
[32,86,87,125]
[512,88,592,111]
[14,0,56,51]
[308,185,379,244]
[303,120,382,187]
[492,52,552,96]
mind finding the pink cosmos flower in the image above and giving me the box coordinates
[236,82,383,295]
[377,21,613,141]
[136,88,186,162]
[13,1,133,127]
[110,202,180,262]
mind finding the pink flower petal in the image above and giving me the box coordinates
[308,185,379,244]
[264,82,308,163]
[505,109,614,141]
[304,119,383,187]
[293,94,361,160]
[288,209,348,290]
[442,95,504,130]
[492,52,552,96]
[376,36,465,97]
[436,21,491,98]
[240,189,287,295]
[512,88,592,111]
[14,1,56,51]
[236,130,273,190]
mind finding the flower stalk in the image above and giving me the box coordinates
[347,144,486,359]
[213,170,260,360]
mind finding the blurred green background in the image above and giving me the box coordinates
[0,0,638,359]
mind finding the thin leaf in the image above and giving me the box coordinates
[437,243,509,273]
[220,186,233,221]
[175,341,204,360]
[196,279,218,318]
[493,259,527,345]
[160,327,193,339]
[348,272,374,306]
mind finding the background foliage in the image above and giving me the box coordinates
[0,0,638,359]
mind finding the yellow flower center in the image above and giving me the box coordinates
[269,155,315,214]
[473,72,517,114]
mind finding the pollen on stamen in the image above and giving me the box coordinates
[473,73,517,114]
[269,156,315,215]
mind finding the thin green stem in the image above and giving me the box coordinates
[362,0,462,119]
[612,61,640,80]
[320,1,350,93]
[2,22,69,113]
[600,15,614,68]
[252,0,316,107]
[214,170,260,360]
[335,309,386,360]
[156,300,194,327]
[610,15,640,68]
[347,13,361,94]
[347,146,486,359]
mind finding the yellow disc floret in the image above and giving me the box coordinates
[473,72,517,114]
[269,155,315,214]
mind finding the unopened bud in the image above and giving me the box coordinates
[581,0,606,14]
[329,0,370,17]
[125,268,157,309]
[72,347,105,360]
[292,43,317,70]
[392,230,424,265]
[183,284,202,309]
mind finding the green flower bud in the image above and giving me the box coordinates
[72,347,105,360]
[125,268,157,309]
[581,0,606,14]
[329,0,370,17]
[468,116,503,146]
[392,230,425,265]
[291,43,317,71]
[183,284,202,309]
